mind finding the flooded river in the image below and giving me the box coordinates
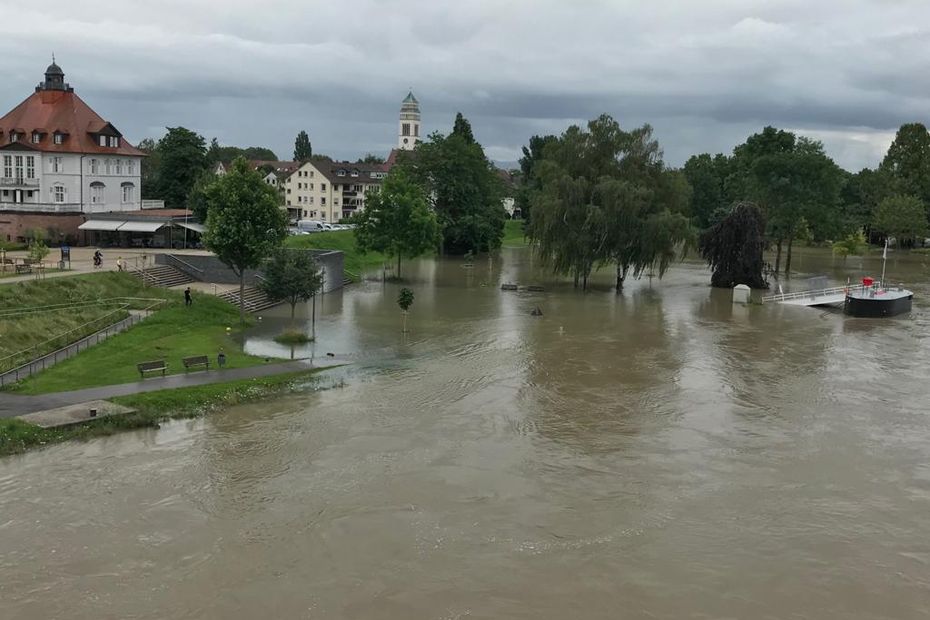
[2,247,930,619]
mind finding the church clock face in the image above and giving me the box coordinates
[403,138,409,144]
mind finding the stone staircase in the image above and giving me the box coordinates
[217,286,281,314]
[130,265,194,288]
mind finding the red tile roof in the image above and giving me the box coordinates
[0,89,144,156]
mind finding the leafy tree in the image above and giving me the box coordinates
[259,248,323,323]
[294,130,312,162]
[840,168,893,240]
[528,115,693,291]
[698,202,768,289]
[516,134,557,222]
[155,127,208,209]
[683,153,726,229]
[353,168,439,278]
[873,195,927,246]
[187,169,216,222]
[27,230,50,265]
[452,112,476,143]
[880,123,930,205]
[137,137,160,199]
[203,157,288,322]
[400,124,504,254]
[357,153,385,164]
[397,287,414,332]
[832,230,868,259]
[206,137,222,166]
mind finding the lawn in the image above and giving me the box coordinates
[0,272,169,373]
[502,219,529,247]
[11,289,264,394]
[0,369,322,456]
[284,230,386,279]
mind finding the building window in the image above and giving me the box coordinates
[115,159,123,175]
[99,135,107,147]
[26,156,35,179]
[402,123,411,136]
[90,182,105,204]
[52,184,65,203]
[414,124,419,137]
[121,182,134,204]
[14,156,23,181]
[54,133,64,145]
[287,200,291,206]
[110,136,120,148]
[105,159,111,174]
[31,132,41,144]
[90,159,98,174]
[10,132,18,143]
[321,197,326,206]
[127,160,135,175]
[2,156,10,178]
[303,210,308,217]
[334,198,339,205]
[308,196,314,204]
[320,183,326,191]
[51,156,62,173]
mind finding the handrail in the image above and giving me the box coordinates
[0,298,166,371]
[0,296,167,319]
[763,285,851,303]
[165,253,205,275]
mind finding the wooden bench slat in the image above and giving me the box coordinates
[182,355,210,371]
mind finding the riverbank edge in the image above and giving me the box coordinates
[0,368,328,457]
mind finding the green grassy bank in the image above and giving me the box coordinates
[284,230,385,279]
[0,370,322,457]
[11,288,263,395]
[0,272,169,373]
[502,220,529,247]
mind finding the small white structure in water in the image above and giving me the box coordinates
[733,284,751,305]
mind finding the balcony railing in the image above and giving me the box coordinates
[141,199,165,209]
[0,177,39,187]
[0,202,82,213]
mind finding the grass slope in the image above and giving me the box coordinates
[0,273,169,371]
[502,220,529,247]
[0,370,322,457]
[12,290,263,394]
[284,230,385,279]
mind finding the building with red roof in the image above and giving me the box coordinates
[0,61,147,244]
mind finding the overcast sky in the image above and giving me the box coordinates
[0,0,926,171]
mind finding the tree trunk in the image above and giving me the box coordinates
[238,271,245,324]
[573,272,579,289]
[311,293,317,339]
[785,236,794,276]
[290,301,296,327]
[615,264,625,292]
[403,311,408,333]
[774,239,783,274]
[582,274,588,291]
[397,254,402,280]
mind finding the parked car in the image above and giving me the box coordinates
[296,220,325,234]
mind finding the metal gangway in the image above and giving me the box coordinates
[762,285,850,307]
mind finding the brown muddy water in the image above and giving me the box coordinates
[2,247,930,619]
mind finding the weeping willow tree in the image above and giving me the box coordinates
[526,115,694,291]
[698,202,768,289]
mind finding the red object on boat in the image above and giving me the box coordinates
[862,277,874,287]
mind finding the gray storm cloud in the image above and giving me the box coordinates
[0,0,924,169]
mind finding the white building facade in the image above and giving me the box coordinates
[285,161,385,222]
[0,62,144,243]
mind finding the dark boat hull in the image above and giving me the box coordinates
[844,294,912,317]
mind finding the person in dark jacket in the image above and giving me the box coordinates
[184,287,192,306]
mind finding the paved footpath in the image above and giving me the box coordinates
[0,358,345,419]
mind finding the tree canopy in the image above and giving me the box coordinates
[872,195,927,246]
[354,168,440,278]
[294,130,313,162]
[154,127,208,209]
[259,248,323,322]
[452,112,476,143]
[526,114,693,291]
[880,123,930,205]
[203,157,288,321]
[399,115,504,255]
[699,202,768,289]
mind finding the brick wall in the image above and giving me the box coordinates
[0,212,83,244]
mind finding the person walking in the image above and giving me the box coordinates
[93,250,102,269]
[184,287,193,307]
[116,256,124,272]
[217,348,227,368]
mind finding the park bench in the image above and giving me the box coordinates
[14,263,31,274]
[182,355,210,372]
[137,360,168,378]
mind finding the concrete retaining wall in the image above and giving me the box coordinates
[156,250,345,293]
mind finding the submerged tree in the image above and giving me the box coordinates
[259,249,324,324]
[872,195,927,247]
[397,287,415,333]
[699,202,768,289]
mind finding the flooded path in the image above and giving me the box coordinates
[2,248,930,619]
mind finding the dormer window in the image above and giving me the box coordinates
[31,132,41,144]
[351,170,359,177]
[53,132,65,145]
[99,135,106,147]
[10,132,18,143]
[337,169,346,177]
[109,136,119,148]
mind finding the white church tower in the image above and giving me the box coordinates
[398,91,421,150]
